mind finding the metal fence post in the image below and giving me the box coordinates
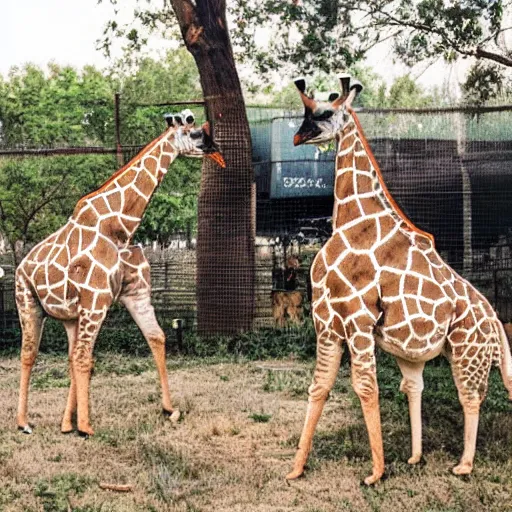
[114,93,124,167]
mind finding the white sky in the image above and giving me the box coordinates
[1,0,467,91]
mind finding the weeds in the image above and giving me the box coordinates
[248,412,272,423]
[34,473,92,512]
[32,367,69,389]
[139,440,203,505]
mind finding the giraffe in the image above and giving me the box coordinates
[15,110,225,437]
[286,76,512,484]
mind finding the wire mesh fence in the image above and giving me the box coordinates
[0,100,511,351]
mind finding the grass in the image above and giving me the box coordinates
[0,350,511,511]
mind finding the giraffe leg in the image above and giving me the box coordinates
[120,291,177,419]
[286,328,343,480]
[450,362,488,476]
[452,395,481,475]
[73,310,107,437]
[61,320,78,433]
[396,358,425,464]
[16,291,45,433]
[348,332,384,485]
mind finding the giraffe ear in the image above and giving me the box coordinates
[174,114,184,126]
[164,114,175,127]
[328,92,341,102]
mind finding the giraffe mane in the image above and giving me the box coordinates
[348,108,436,246]
[76,128,174,208]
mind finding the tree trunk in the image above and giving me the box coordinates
[170,0,255,334]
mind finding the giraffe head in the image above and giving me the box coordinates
[292,75,363,146]
[164,109,226,167]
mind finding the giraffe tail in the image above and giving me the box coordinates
[497,321,512,400]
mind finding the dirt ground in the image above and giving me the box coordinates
[0,353,511,512]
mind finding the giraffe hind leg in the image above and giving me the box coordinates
[61,320,78,433]
[396,357,425,464]
[498,321,512,399]
[16,282,45,433]
[450,357,490,476]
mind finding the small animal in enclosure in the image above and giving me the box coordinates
[286,75,512,484]
[15,110,225,437]
[272,256,304,327]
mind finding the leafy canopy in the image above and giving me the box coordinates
[0,52,202,258]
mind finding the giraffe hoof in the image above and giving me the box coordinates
[163,409,181,425]
[285,469,304,480]
[61,428,74,435]
[408,454,423,465]
[77,425,94,438]
[362,471,384,486]
[18,425,33,435]
[452,463,472,476]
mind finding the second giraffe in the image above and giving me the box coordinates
[286,76,512,484]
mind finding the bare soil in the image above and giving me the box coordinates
[0,353,511,511]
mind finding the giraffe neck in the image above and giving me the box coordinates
[71,128,179,245]
[333,111,435,244]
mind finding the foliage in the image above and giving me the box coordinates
[25,309,317,361]
[230,1,512,80]
[117,48,202,144]
[135,157,201,244]
[34,473,92,512]
[462,61,508,105]
[266,67,437,109]
[248,412,272,423]
[0,51,205,256]
[0,155,114,261]
[0,64,114,147]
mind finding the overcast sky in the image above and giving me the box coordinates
[1,0,465,91]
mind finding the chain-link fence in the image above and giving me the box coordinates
[1,101,511,351]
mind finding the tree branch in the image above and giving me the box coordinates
[364,4,512,68]
[475,47,512,67]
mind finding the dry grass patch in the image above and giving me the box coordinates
[0,352,510,511]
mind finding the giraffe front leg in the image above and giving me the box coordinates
[120,291,178,421]
[61,321,78,433]
[286,327,343,480]
[396,358,425,464]
[73,310,107,437]
[349,334,384,485]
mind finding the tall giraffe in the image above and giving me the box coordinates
[286,76,512,484]
[15,110,225,437]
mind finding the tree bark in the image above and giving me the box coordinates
[170,0,255,334]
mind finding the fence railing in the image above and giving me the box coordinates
[1,102,512,345]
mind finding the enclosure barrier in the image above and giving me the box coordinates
[0,100,511,349]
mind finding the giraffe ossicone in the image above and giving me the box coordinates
[286,76,512,484]
[15,110,224,437]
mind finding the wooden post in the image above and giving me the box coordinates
[114,93,124,167]
[456,113,472,274]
